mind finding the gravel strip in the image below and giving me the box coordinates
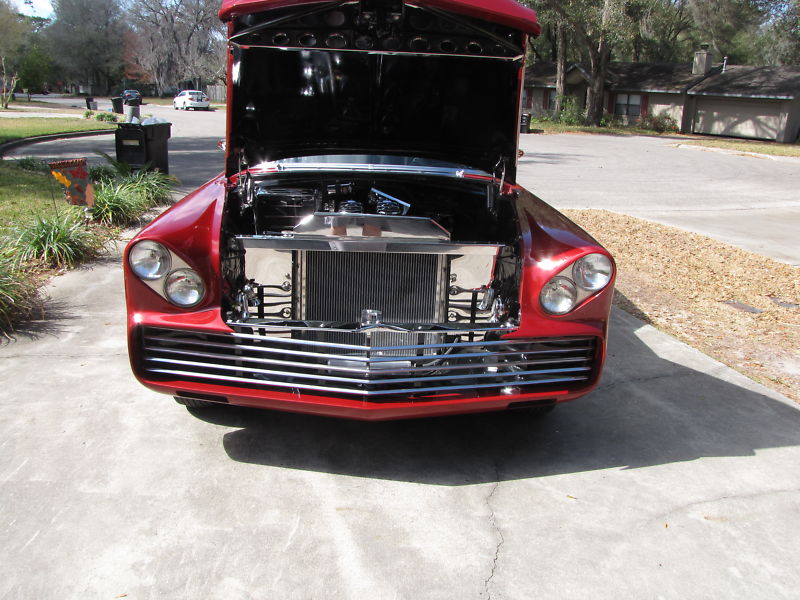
[564,209,800,403]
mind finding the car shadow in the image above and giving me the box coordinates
[189,308,800,485]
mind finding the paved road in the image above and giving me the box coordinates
[518,133,800,266]
[2,103,799,598]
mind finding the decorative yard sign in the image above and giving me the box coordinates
[48,158,94,206]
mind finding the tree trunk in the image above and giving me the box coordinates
[554,21,567,115]
[586,42,609,126]
[585,0,613,126]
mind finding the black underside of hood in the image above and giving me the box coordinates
[229,47,521,180]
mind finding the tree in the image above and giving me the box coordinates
[18,43,52,96]
[127,0,225,94]
[45,0,127,94]
[0,0,27,109]
[525,0,638,125]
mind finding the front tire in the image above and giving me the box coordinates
[174,396,217,409]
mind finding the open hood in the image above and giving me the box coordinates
[224,0,539,182]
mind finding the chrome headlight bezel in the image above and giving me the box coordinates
[128,240,206,309]
[540,252,614,316]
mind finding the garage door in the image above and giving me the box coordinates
[693,97,782,140]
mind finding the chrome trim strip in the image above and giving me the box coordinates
[146,356,591,386]
[227,320,513,333]
[238,236,504,255]
[143,333,594,364]
[249,163,489,178]
[147,368,588,397]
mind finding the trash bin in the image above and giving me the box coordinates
[115,122,171,174]
[520,113,531,133]
[111,97,124,114]
[85,97,94,110]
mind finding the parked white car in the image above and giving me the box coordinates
[173,90,210,110]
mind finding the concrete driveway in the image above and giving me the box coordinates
[2,110,799,598]
[517,133,800,266]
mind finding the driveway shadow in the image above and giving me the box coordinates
[189,309,800,485]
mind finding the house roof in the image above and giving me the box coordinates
[687,65,800,100]
[606,62,709,93]
[525,61,800,100]
[218,0,541,35]
[525,61,709,93]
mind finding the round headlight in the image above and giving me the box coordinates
[540,276,578,315]
[129,240,171,281]
[573,253,613,291]
[164,269,205,307]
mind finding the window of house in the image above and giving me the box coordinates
[543,89,557,111]
[614,93,642,117]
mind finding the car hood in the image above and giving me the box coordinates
[224,0,539,183]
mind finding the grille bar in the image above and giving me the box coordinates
[140,327,597,399]
[147,368,589,398]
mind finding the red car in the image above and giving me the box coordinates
[124,0,615,420]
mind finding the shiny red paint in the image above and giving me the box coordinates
[218,0,541,36]
[124,178,612,421]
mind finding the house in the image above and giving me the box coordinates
[523,47,800,143]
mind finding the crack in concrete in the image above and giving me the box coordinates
[483,468,504,600]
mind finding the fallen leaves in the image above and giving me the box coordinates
[564,209,800,403]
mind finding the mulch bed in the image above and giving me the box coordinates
[563,209,800,403]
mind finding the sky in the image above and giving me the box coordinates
[10,0,53,18]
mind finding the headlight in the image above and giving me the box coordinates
[540,277,578,315]
[573,253,613,291]
[164,269,205,307]
[129,241,171,281]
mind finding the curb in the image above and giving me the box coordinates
[0,129,115,158]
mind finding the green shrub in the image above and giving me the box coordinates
[12,208,106,268]
[88,164,118,183]
[124,170,175,206]
[11,157,49,173]
[558,95,586,126]
[0,247,41,334]
[91,181,148,226]
[83,109,94,119]
[640,112,679,133]
[95,112,118,123]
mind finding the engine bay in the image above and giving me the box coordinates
[220,171,522,332]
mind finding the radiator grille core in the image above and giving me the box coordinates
[300,251,444,323]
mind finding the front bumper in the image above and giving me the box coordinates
[130,323,605,420]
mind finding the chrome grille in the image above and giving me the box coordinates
[139,326,598,399]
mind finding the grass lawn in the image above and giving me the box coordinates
[528,120,661,137]
[0,117,116,145]
[529,120,800,157]
[681,138,800,158]
[0,161,65,228]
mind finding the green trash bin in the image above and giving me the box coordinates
[111,97,124,114]
[115,122,171,174]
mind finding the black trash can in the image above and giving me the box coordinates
[115,122,171,174]
[126,96,142,107]
[85,97,94,110]
[111,97,124,114]
[520,113,531,133]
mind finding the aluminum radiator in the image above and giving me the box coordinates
[299,250,446,322]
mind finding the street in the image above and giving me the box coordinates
[1,103,799,599]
